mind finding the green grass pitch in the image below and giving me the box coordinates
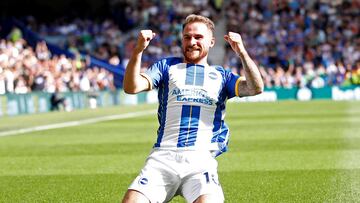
[0,100,359,202]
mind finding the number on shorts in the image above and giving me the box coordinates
[203,172,210,184]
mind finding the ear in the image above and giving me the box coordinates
[210,37,215,48]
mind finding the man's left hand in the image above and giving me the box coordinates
[224,32,246,56]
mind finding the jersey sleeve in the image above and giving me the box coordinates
[224,71,241,99]
[143,59,165,89]
[143,57,182,89]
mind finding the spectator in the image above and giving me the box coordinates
[311,73,325,88]
[2,0,359,94]
[7,27,22,42]
[0,37,115,95]
[50,89,66,111]
[223,0,359,88]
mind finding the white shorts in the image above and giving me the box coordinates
[128,149,224,203]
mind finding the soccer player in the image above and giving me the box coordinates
[122,14,264,203]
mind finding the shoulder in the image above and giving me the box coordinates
[211,65,226,73]
[153,57,183,67]
[210,65,233,79]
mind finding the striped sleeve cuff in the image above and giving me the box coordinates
[235,76,246,97]
[140,73,153,90]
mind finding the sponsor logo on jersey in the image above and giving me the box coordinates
[171,88,214,105]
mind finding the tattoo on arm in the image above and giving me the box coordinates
[237,53,264,96]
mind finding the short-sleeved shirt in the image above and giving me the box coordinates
[142,57,241,157]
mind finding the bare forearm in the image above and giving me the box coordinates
[224,32,264,96]
[123,51,148,94]
[238,51,264,96]
[123,30,155,94]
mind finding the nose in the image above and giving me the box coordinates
[190,37,197,46]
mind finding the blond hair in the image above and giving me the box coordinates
[182,14,215,35]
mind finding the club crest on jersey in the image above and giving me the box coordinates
[138,177,148,185]
[208,72,218,80]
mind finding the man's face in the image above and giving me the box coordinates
[182,22,214,64]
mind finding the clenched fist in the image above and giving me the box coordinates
[224,32,246,56]
[135,30,156,53]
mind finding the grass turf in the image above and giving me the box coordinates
[0,100,359,202]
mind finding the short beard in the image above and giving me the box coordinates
[183,49,208,64]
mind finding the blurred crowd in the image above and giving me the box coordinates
[23,0,220,70]
[1,0,359,96]
[0,36,115,95]
[26,17,123,66]
[119,0,221,69]
[224,0,360,88]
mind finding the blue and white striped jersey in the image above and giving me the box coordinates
[143,57,241,157]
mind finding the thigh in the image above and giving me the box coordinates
[193,194,224,203]
[128,151,180,202]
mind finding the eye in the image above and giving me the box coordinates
[195,35,203,40]
[183,36,191,40]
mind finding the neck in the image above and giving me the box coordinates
[184,56,209,66]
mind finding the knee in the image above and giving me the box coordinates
[122,190,150,203]
[193,194,224,203]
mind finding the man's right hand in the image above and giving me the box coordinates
[124,30,155,94]
[135,30,156,53]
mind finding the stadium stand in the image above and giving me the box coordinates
[0,36,115,95]
[0,0,359,97]
[223,0,360,88]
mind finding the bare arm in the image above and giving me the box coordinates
[224,32,264,96]
[123,30,156,94]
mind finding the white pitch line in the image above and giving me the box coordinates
[0,109,156,137]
